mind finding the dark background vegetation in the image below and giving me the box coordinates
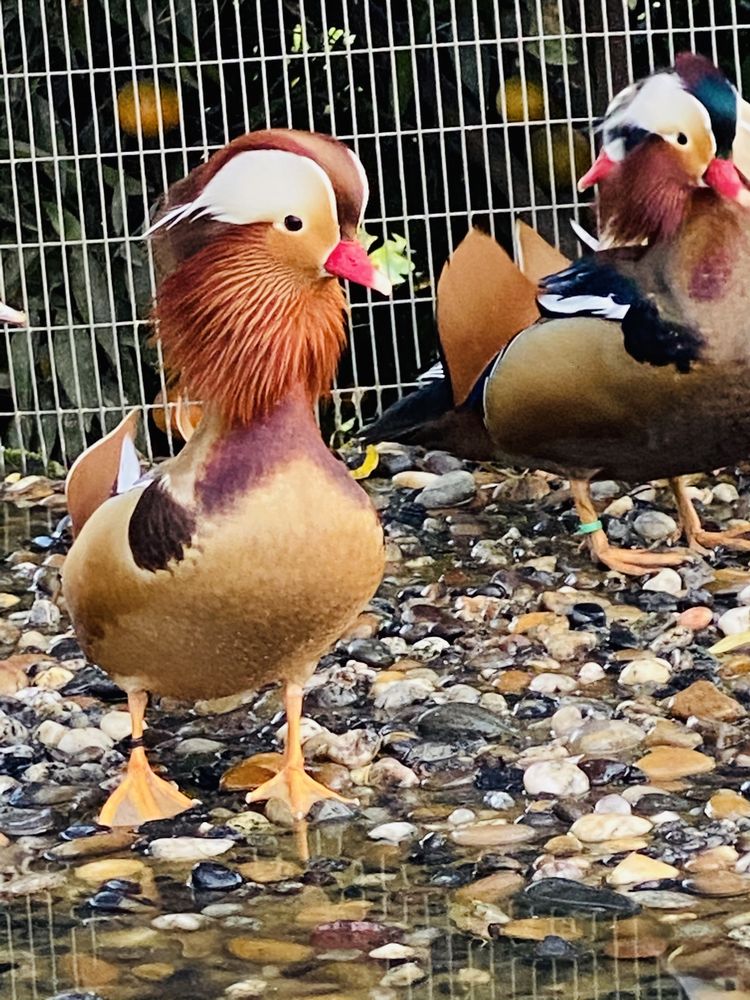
[0,0,748,466]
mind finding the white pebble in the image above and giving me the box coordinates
[569,813,652,842]
[100,710,137,742]
[618,659,671,686]
[603,495,633,518]
[523,760,590,798]
[578,662,606,684]
[594,794,631,815]
[370,943,418,960]
[57,727,113,755]
[380,963,426,987]
[633,511,677,543]
[484,791,514,810]
[391,471,439,490]
[642,568,683,596]
[411,636,450,659]
[550,706,583,739]
[368,822,417,844]
[224,980,267,999]
[149,837,234,862]
[529,673,577,694]
[447,808,476,826]
[713,483,739,503]
[151,913,210,932]
[719,606,750,636]
[35,720,66,749]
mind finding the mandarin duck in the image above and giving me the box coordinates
[62,129,391,825]
[364,57,750,575]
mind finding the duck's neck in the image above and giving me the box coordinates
[154,227,347,425]
[168,389,326,513]
[598,143,695,246]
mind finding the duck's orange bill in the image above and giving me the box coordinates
[324,239,392,295]
[577,149,616,192]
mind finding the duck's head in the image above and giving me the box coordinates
[579,55,749,244]
[150,129,390,425]
[0,302,25,326]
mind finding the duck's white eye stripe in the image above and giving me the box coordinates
[147,148,338,236]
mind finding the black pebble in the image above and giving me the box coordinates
[190,861,243,892]
[513,695,558,719]
[568,603,607,629]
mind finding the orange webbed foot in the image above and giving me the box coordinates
[98,746,194,828]
[245,764,354,821]
[587,529,696,576]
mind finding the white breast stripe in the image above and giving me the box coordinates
[569,219,601,251]
[116,435,147,495]
[417,360,444,383]
[538,292,630,320]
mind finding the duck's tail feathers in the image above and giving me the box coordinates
[65,410,142,537]
[515,219,571,282]
[437,227,541,406]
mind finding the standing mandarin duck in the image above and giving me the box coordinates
[364,58,750,575]
[63,129,391,825]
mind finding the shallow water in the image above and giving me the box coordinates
[0,489,748,1000]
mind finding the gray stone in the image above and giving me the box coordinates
[415,471,476,508]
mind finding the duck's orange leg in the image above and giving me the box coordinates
[571,479,694,576]
[245,682,354,820]
[671,477,750,554]
[98,691,193,828]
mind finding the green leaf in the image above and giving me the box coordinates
[369,233,415,286]
[357,227,377,252]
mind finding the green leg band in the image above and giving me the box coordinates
[575,519,603,536]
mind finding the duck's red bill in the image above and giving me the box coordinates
[578,149,616,192]
[324,240,392,296]
[704,158,750,206]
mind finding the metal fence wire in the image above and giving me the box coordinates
[0,0,748,470]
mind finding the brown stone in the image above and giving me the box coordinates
[635,747,715,781]
[543,834,582,856]
[499,917,583,941]
[670,680,745,722]
[296,899,373,926]
[454,871,525,904]
[59,955,119,988]
[133,963,175,982]
[493,670,531,694]
[227,937,314,963]
[684,872,750,898]
[451,821,536,848]
[707,790,750,820]
[220,752,282,791]
[238,859,303,883]
[685,846,738,872]
[677,607,713,631]
[512,612,566,635]
[603,936,668,959]
[644,719,703,750]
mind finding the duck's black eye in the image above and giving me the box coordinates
[676,132,688,145]
[284,215,303,232]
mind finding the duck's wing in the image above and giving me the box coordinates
[538,250,704,373]
[65,410,143,537]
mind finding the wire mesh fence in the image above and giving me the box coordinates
[0,0,748,470]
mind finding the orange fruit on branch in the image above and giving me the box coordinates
[117,81,180,138]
